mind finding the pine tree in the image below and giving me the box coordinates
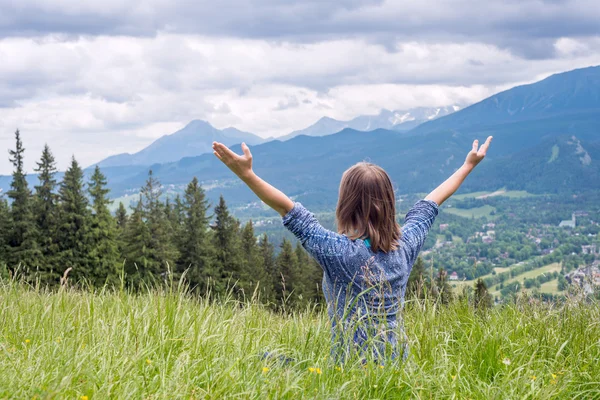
[122,197,151,285]
[87,166,120,286]
[213,196,242,295]
[178,178,213,293]
[55,157,92,283]
[0,198,10,275]
[139,170,178,281]
[115,202,128,231]
[33,144,59,282]
[434,267,453,305]
[114,202,129,261]
[7,130,41,277]
[473,278,493,310]
[295,243,323,305]
[258,234,276,304]
[275,238,299,306]
[239,221,267,300]
[407,257,428,299]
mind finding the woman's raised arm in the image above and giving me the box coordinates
[425,136,493,206]
[212,141,294,216]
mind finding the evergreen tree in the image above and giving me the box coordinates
[178,178,213,293]
[55,157,92,283]
[213,196,242,295]
[87,166,120,286]
[407,257,428,299]
[114,202,129,261]
[258,234,276,304]
[295,243,323,305]
[239,221,268,299]
[7,130,41,276]
[0,198,10,275]
[139,170,178,280]
[473,278,493,309]
[275,238,299,305]
[33,144,59,281]
[434,267,453,305]
[123,197,151,284]
[115,202,128,231]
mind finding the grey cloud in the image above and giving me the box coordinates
[275,95,300,111]
[1,0,600,60]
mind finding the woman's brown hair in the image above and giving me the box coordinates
[336,162,400,253]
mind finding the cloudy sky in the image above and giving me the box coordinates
[1,0,600,174]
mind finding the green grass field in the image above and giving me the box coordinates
[445,205,497,219]
[452,189,534,200]
[491,263,563,294]
[1,281,599,399]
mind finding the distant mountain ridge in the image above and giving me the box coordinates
[280,106,459,140]
[411,66,600,135]
[95,120,266,168]
[2,66,600,209]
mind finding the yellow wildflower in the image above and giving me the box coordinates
[81,396,89,400]
[262,367,269,373]
[530,375,536,381]
[452,375,457,381]
[25,339,30,344]
[308,367,315,373]
[379,365,384,369]
[335,366,342,372]
[552,373,557,379]
[316,368,322,375]
[146,359,152,365]
[550,379,557,385]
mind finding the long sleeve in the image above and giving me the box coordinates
[282,202,349,268]
[401,199,439,265]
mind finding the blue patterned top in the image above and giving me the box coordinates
[282,199,439,362]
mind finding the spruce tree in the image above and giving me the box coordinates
[55,157,92,283]
[239,221,267,300]
[0,198,10,275]
[275,238,299,306]
[33,144,59,282]
[213,195,242,295]
[407,257,428,299]
[139,170,178,280]
[295,243,323,305]
[114,202,128,261]
[123,197,151,285]
[258,234,276,304]
[7,130,41,276]
[87,166,120,286]
[473,278,493,310]
[178,178,213,293]
[115,202,128,231]
[434,267,453,305]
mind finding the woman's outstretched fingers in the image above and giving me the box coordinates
[472,140,479,152]
[241,142,252,158]
[480,136,493,154]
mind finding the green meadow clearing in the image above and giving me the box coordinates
[1,281,599,399]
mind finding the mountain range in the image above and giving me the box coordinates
[1,66,599,210]
[279,106,459,140]
[96,120,266,167]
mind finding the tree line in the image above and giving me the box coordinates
[0,131,323,308]
[1,130,494,309]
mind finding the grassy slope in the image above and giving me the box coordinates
[452,263,564,295]
[445,205,498,219]
[1,282,599,398]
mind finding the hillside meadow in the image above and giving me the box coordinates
[1,280,599,399]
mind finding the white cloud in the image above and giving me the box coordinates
[0,31,599,174]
